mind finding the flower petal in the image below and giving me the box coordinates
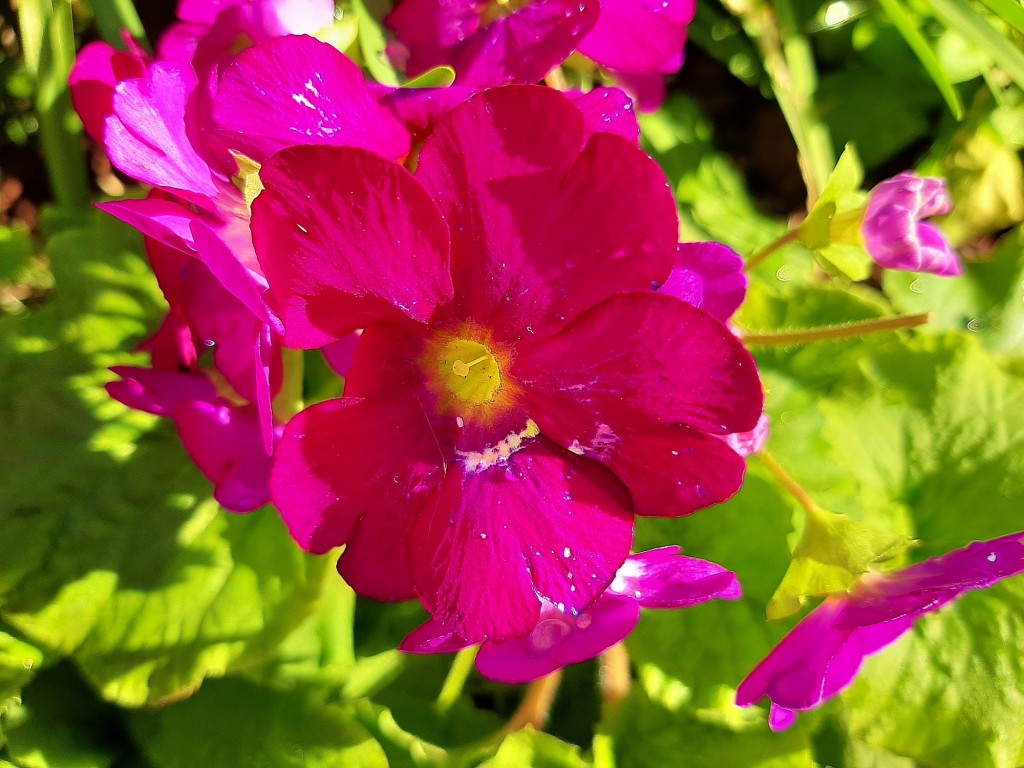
[661,242,747,323]
[604,424,749,516]
[270,395,449,562]
[571,87,640,145]
[213,35,410,163]
[411,437,634,642]
[69,40,147,142]
[578,0,693,74]
[416,86,677,342]
[611,547,742,606]
[737,532,1024,729]
[448,0,598,88]
[106,366,216,417]
[520,291,763,436]
[475,594,639,683]
[252,145,454,348]
[105,61,223,209]
[176,400,279,513]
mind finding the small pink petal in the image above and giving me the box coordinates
[105,62,223,209]
[106,366,216,417]
[571,87,640,144]
[176,400,280,513]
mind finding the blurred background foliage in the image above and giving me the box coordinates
[1,0,1023,765]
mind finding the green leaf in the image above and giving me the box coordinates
[939,115,1024,242]
[639,96,789,258]
[876,0,964,117]
[766,506,913,619]
[130,677,388,768]
[403,66,457,88]
[797,144,872,279]
[927,0,1024,89]
[884,225,1024,353]
[843,578,1024,768]
[0,210,329,706]
[600,685,816,768]
[0,225,34,284]
[479,729,590,768]
[351,0,400,86]
[764,332,1024,765]
[2,665,122,768]
[977,0,1024,35]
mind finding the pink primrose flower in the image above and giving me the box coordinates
[105,234,284,511]
[257,85,763,643]
[385,0,694,107]
[108,366,282,512]
[385,0,597,89]
[862,172,963,277]
[401,546,741,682]
[159,0,337,77]
[71,33,410,440]
[736,531,1024,730]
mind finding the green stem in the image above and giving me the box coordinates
[598,642,631,706]
[502,670,563,734]
[434,647,479,715]
[729,0,834,204]
[272,348,305,422]
[741,312,930,347]
[758,449,820,515]
[745,228,800,271]
[20,0,90,210]
[90,0,149,49]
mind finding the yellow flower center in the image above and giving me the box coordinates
[436,338,502,405]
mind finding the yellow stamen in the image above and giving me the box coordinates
[452,354,491,377]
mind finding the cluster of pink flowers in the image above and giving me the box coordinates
[69,0,1010,727]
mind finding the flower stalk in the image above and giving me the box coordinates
[741,312,930,347]
[502,670,564,734]
[434,647,479,715]
[745,229,801,272]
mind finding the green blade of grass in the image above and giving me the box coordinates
[876,0,964,119]
[976,0,1024,36]
[927,0,1024,89]
[89,0,149,50]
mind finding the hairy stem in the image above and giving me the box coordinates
[502,671,563,734]
[741,313,930,347]
[745,228,801,271]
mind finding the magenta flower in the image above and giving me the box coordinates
[386,0,694,108]
[660,242,748,324]
[107,363,281,512]
[862,172,963,277]
[736,532,1024,730]
[386,0,597,89]
[258,85,762,642]
[71,33,410,439]
[158,0,336,77]
[576,0,696,110]
[402,546,741,682]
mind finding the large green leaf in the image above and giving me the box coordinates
[765,332,1024,765]
[129,677,388,767]
[885,225,1024,353]
[629,466,798,706]
[600,685,816,768]
[0,210,329,706]
[1,664,124,768]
